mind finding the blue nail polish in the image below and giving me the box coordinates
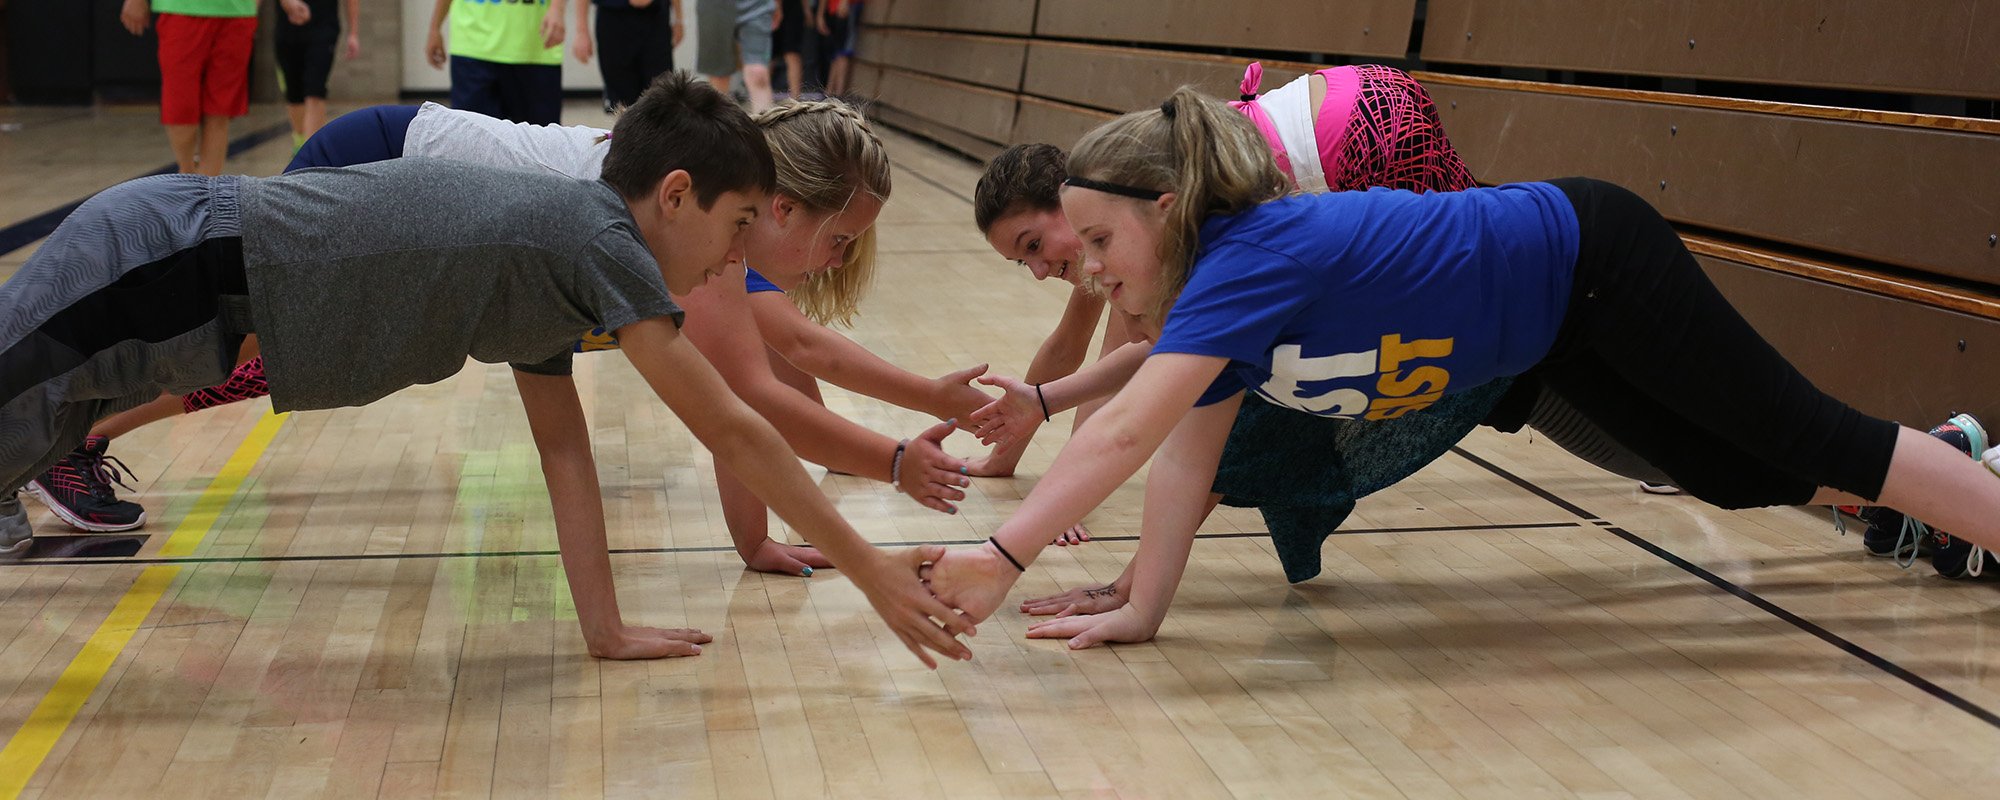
[801,566,814,577]
[960,466,970,475]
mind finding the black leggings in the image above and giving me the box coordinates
[1532,178,1900,508]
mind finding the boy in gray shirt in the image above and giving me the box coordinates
[0,74,972,666]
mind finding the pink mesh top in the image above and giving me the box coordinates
[1228,62,1477,194]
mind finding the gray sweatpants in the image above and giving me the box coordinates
[0,174,252,493]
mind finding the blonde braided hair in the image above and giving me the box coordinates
[752,99,892,326]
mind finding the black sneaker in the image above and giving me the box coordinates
[1858,506,1936,562]
[23,436,146,532]
[1920,414,1996,579]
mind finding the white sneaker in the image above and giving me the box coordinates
[1639,482,1682,495]
[1984,445,1999,480]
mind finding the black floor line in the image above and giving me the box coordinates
[1448,446,2000,730]
[0,120,292,258]
[0,521,1585,568]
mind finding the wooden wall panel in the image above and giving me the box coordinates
[1423,0,2000,100]
[859,0,893,27]
[1033,0,1414,58]
[886,0,1036,36]
[858,29,1027,92]
[872,105,1006,161]
[1021,42,1312,114]
[1010,96,1115,149]
[866,67,1018,145]
[1431,83,2000,286]
[1702,257,2000,427]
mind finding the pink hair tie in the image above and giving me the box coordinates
[1237,62,1265,101]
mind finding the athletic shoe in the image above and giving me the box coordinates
[0,492,29,557]
[1858,506,1936,564]
[24,436,145,532]
[1639,482,1682,495]
[1984,445,1999,479]
[1920,414,1997,579]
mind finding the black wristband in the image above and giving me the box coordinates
[987,537,1027,572]
[1035,383,1051,422]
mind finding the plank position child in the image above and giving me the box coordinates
[969,62,1675,561]
[922,87,2000,647]
[0,75,974,665]
[33,87,993,581]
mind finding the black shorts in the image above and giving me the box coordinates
[274,25,337,103]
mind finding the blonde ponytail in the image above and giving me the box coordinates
[1067,87,1289,320]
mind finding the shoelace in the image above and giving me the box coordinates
[81,450,137,501]
[1893,515,1931,570]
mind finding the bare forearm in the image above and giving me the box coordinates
[744,382,897,481]
[777,326,940,415]
[540,450,625,640]
[1042,342,1151,415]
[344,0,359,28]
[429,0,452,30]
[989,354,1224,568]
[701,404,880,569]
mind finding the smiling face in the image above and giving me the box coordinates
[983,207,1085,286]
[742,191,885,289]
[1059,186,1175,317]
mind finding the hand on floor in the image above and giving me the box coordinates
[743,538,834,576]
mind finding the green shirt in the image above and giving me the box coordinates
[151,0,257,17]
[450,0,564,66]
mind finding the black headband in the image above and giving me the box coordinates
[1062,176,1166,201]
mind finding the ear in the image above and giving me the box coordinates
[655,169,695,213]
[771,195,797,225]
[1153,191,1178,214]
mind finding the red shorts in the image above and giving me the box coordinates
[156,13,258,125]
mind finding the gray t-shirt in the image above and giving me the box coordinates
[239,157,683,411]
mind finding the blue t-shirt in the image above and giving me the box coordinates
[744,267,784,294]
[1151,182,1579,420]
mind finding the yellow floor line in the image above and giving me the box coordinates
[0,410,287,798]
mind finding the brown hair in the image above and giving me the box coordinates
[599,71,776,205]
[972,143,1067,233]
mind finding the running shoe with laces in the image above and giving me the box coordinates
[23,436,146,532]
[1920,414,1998,579]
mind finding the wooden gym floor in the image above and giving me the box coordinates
[0,103,1997,798]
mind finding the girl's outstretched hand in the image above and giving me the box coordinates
[968,374,1043,446]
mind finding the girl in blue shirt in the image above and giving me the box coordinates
[925,86,2000,647]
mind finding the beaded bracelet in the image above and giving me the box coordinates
[889,439,909,487]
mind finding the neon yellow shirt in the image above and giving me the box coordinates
[450,0,564,66]
[151,0,257,17]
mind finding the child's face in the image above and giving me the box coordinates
[984,208,1084,286]
[657,187,762,295]
[744,191,885,287]
[1059,187,1173,317]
